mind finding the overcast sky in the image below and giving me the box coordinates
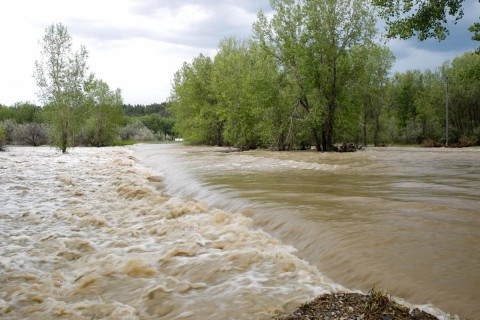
[0,0,478,106]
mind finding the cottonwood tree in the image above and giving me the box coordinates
[354,45,395,146]
[254,0,376,151]
[34,23,88,153]
[446,52,480,142]
[171,54,223,145]
[84,77,123,147]
[212,37,291,149]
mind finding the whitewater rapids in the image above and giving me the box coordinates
[0,146,342,320]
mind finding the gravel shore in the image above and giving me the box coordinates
[276,292,439,320]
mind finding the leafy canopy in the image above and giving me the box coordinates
[372,0,467,40]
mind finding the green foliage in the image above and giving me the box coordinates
[13,123,48,146]
[118,121,156,141]
[137,113,175,140]
[30,23,128,149]
[447,52,480,143]
[372,0,466,40]
[0,102,41,124]
[470,21,480,54]
[347,45,395,146]
[171,54,223,145]
[0,105,12,121]
[84,77,124,147]
[34,23,89,153]
[110,140,141,146]
[254,0,377,150]
[0,124,6,151]
[212,37,291,149]
[123,102,171,117]
[0,119,17,144]
[379,52,480,146]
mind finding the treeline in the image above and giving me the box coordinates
[123,102,170,117]
[387,54,480,146]
[120,103,175,141]
[0,101,176,149]
[170,0,480,150]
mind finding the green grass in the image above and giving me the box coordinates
[110,140,140,146]
[110,140,180,146]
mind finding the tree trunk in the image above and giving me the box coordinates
[216,121,224,146]
[373,113,380,147]
[321,129,327,152]
[325,57,337,152]
[60,123,68,153]
[61,127,68,153]
[363,103,368,147]
[312,128,321,151]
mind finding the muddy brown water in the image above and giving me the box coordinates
[1,146,344,320]
[135,144,480,320]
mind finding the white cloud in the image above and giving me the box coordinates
[0,0,266,106]
[0,0,477,106]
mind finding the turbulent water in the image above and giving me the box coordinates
[135,144,480,320]
[0,146,344,320]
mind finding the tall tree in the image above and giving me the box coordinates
[212,37,291,149]
[390,70,425,142]
[84,77,124,147]
[254,0,376,150]
[34,23,88,153]
[446,52,480,141]
[170,54,222,145]
[354,45,395,146]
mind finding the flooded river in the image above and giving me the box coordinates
[135,144,480,320]
[0,146,340,320]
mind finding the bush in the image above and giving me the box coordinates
[0,119,17,144]
[422,138,443,148]
[14,122,48,146]
[118,121,156,141]
[457,135,478,147]
[0,125,6,151]
[399,122,423,144]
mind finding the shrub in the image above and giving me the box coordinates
[14,122,48,146]
[457,135,478,147]
[118,121,156,141]
[0,125,6,151]
[0,119,17,144]
[422,138,443,148]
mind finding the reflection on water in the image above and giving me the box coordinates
[136,144,480,320]
[0,146,340,320]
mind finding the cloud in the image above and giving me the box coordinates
[67,1,271,49]
[384,0,479,73]
[0,0,477,106]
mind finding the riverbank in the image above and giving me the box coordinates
[276,291,439,320]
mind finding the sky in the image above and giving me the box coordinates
[0,0,478,106]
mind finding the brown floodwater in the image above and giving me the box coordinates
[135,144,480,319]
[0,146,341,320]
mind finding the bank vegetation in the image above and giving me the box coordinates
[169,0,480,151]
